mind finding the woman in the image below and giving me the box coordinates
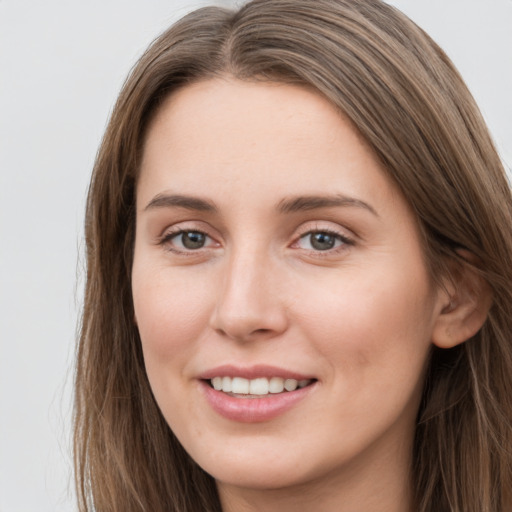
[74,0,512,510]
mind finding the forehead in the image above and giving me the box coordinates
[142,79,350,165]
[138,78,400,208]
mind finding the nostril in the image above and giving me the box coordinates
[253,328,272,335]
[213,324,279,342]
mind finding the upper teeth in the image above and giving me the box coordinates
[210,376,311,395]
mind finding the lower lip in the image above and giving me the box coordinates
[199,381,316,423]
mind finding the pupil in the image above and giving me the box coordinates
[182,232,205,249]
[310,232,335,250]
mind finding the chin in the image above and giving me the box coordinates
[207,462,313,491]
[186,436,343,493]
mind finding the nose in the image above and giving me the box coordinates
[209,247,289,342]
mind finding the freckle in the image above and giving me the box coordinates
[356,351,371,366]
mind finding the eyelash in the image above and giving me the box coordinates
[294,228,354,255]
[157,226,355,256]
[158,228,216,255]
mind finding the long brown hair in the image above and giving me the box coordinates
[74,1,512,510]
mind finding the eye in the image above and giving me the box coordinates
[297,231,350,251]
[162,230,215,251]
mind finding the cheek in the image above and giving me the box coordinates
[132,266,216,428]
[132,266,212,364]
[292,263,435,385]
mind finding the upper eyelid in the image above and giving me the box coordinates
[293,221,356,240]
[297,226,350,237]
[158,220,218,239]
[160,227,214,243]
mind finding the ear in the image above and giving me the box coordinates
[432,251,492,349]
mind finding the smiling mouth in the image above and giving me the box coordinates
[207,376,315,397]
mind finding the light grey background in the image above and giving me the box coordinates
[0,1,510,511]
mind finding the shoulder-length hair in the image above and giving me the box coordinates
[74,1,512,510]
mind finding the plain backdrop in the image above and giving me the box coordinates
[0,1,510,511]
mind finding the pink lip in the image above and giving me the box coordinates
[198,365,317,423]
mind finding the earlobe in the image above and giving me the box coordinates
[432,253,492,349]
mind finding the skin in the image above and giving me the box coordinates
[132,78,457,512]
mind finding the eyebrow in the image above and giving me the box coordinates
[143,192,378,217]
[144,193,217,212]
[277,194,378,216]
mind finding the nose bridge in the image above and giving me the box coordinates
[210,239,287,341]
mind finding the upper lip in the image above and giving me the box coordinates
[198,364,316,381]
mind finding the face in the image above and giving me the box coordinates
[132,79,446,494]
